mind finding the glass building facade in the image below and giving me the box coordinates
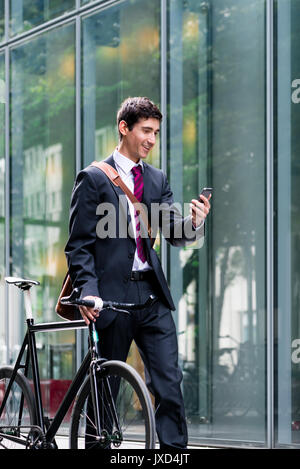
[0,0,299,448]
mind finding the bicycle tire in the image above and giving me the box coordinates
[69,360,156,449]
[0,366,37,449]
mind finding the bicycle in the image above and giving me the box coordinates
[0,276,156,449]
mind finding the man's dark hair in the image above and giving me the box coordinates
[117,97,162,140]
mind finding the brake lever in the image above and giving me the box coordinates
[108,306,131,315]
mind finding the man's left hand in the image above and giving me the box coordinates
[190,194,211,228]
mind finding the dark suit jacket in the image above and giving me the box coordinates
[65,154,203,327]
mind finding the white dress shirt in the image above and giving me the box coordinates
[113,149,152,272]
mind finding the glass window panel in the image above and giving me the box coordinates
[0,0,4,42]
[82,0,161,168]
[10,22,76,417]
[168,0,266,445]
[81,0,161,377]
[0,53,5,364]
[10,0,75,36]
[276,0,300,447]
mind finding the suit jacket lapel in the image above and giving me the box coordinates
[103,154,132,228]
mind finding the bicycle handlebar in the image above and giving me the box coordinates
[60,288,157,313]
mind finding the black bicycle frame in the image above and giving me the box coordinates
[0,319,90,444]
[0,317,123,447]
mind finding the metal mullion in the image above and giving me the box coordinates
[4,44,10,366]
[160,0,167,275]
[266,0,275,449]
[75,14,83,370]
[160,0,167,175]
[75,17,81,175]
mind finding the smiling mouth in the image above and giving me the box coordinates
[142,145,152,152]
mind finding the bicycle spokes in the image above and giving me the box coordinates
[70,361,155,449]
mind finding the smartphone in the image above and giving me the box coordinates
[199,187,213,202]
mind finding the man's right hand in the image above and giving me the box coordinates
[79,296,100,325]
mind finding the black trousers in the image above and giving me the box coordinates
[96,274,188,449]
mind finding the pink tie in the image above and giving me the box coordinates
[131,166,147,263]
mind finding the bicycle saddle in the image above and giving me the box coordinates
[5,276,40,290]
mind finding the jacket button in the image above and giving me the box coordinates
[123,277,129,283]
[128,253,134,259]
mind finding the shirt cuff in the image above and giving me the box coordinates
[192,218,205,231]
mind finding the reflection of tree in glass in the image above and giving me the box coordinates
[10,0,75,36]
[180,0,265,340]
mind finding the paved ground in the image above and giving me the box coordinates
[55,435,209,449]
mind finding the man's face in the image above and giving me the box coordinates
[120,117,160,161]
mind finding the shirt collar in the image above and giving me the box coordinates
[113,148,144,175]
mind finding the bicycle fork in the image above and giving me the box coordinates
[88,323,122,446]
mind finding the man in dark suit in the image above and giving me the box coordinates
[65,97,211,449]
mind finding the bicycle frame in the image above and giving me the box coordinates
[0,318,111,447]
[1,279,154,449]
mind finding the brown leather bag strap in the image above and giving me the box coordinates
[91,160,153,241]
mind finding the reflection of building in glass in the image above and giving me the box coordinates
[23,143,63,283]
[45,144,63,222]
[24,143,62,221]
[0,158,4,217]
[0,153,4,364]
[95,126,116,160]
[0,157,4,279]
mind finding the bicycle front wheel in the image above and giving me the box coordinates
[0,366,37,449]
[70,360,156,449]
